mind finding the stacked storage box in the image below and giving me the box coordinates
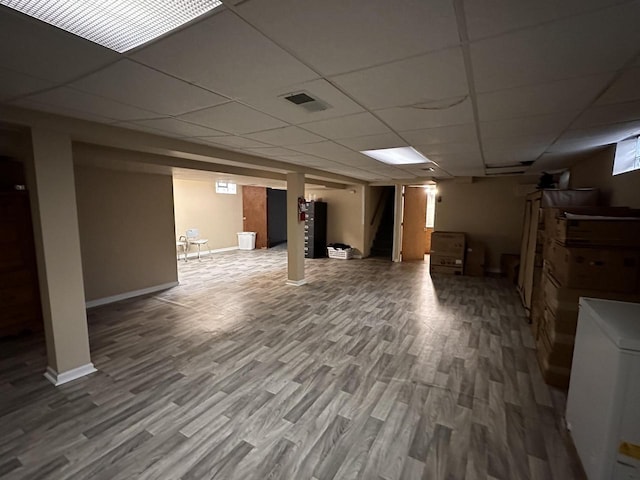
[518,190,599,321]
[430,232,465,275]
[535,207,640,388]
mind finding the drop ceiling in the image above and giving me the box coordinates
[1,0,640,183]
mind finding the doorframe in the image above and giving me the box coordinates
[391,182,438,263]
[391,184,404,262]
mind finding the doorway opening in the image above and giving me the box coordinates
[401,184,437,262]
[369,186,396,259]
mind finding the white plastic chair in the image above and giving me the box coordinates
[176,235,188,262]
[185,228,209,260]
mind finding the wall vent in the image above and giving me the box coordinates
[282,91,329,112]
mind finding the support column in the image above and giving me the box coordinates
[286,172,306,286]
[25,128,96,386]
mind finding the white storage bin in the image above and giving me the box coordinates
[327,247,353,259]
[237,232,256,250]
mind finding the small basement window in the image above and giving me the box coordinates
[613,136,640,176]
[215,180,237,194]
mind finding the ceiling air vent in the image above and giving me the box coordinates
[282,91,329,112]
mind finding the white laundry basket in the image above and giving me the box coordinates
[237,232,257,250]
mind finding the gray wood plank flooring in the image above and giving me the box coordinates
[0,247,585,479]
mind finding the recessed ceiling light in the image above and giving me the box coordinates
[0,0,222,53]
[360,146,431,165]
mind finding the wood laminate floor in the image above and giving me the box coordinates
[0,247,585,479]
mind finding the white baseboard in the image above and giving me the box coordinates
[44,363,97,386]
[286,279,307,286]
[177,246,239,261]
[86,281,179,308]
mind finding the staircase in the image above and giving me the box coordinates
[370,190,395,259]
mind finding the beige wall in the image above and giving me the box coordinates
[173,178,243,250]
[306,186,366,255]
[75,165,178,301]
[434,177,536,272]
[570,146,640,208]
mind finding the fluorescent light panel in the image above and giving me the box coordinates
[0,0,222,53]
[360,146,431,165]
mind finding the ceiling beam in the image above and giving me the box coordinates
[73,142,347,189]
[0,105,366,186]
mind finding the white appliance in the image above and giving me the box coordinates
[566,298,640,480]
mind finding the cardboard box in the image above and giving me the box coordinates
[464,241,485,277]
[429,264,463,276]
[542,271,640,314]
[543,302,579,335]
[542,304,577,344]
[535,336,571,389]
[430,232,465,257]
[555,216,640,248]
[430,254,464,268]
[543,206,634,237]
[545,243,640,292]
[538,327,574,367]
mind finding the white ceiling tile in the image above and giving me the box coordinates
[400,124,477,145]
[375,100,474,131]
[464,0,629,40]
[335,132,408,151]
[331,48,468,110]
[528,152,587,173]
[244,126,324,146]
[12,98,115,124]
[17,87,158,121]
[544,140,606,156]
[571,101,640,129]
[132,118,227,137]
[240,79,365,125]
[178,102,287,134]
[133,10,318,98]
[480,112,576,140]
[0,8,117,83]
[596,68,640,106]
[562,120,640,145]
[199,136,272,149]
[71,60,228,116]
[236,0,459,76]
[242,146,299,158]
[333,155,390,169]
[276,153,337,167]
[114,121,179,137]
[288,141,360,160]
[483,145,546,165]
[416,141,480,156]
[421,152,484,168]
[483,134,557,150]
[477,74,613,121]
[300,112,390,139]
[443,166,486,176]
[471,2,640,93]
[0,68,56,101]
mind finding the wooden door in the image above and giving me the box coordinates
[242,186,267,249]
[402,186,427,261]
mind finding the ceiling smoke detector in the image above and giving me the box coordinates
[282,91,329,112]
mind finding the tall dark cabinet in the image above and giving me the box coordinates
[304,201,327,258]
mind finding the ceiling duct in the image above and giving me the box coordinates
[485,164,527,175]
[282,91,329,112]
